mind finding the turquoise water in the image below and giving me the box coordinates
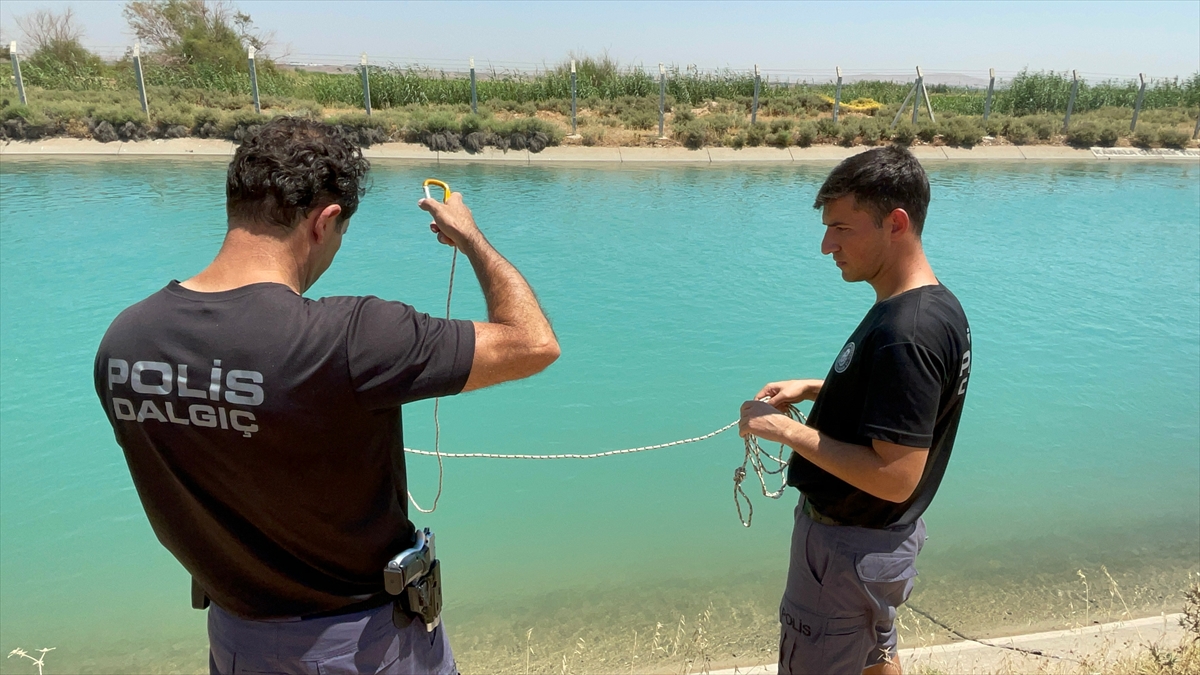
[1,158,1198,673]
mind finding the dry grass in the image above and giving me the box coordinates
[907,576,1200,675]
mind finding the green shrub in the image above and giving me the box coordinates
[39,99,88,121]
[816,118,839,139]
[794,121,817,147]
[620,109,657,130]
[838,121,858,147]
[89,105,146,127]
[1139,108,1195,126]
[729,131,746,149]
[410,111,459,135]
[768,118,794,133]
[673,109,696,123]
[1005,120,1033,145]
[703,113,740,135]
[218,109,269,138]
[193,108,223,126]
[745,123,767,146]
[501,116,564,146]
[1,104,39,122]
[457,113,486,135]
[858,119,886,146]
[1096,124,1120,146]
[916,123,938,143]
[673,118,708,149]
[580,128,604,146]
[537,98,572,116]
[891,122,916,146]
[1065,121,1118,147]
[769,129,791,147]
[940,118,984,147]
[152,105,195,129]
[983,115,1008,137]
[1029,116,1056,140]
[483,99,520,114]
[1132,126,1158,148]
[1159,127,1191,148]
[329,112,384,130]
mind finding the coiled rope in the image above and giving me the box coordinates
[405,247,798,528]
[733,404,805,527]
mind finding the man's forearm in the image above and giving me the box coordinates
[459,233,554,344]
[779,420,917,503]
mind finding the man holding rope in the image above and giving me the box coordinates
[739,145,972,675]
[94,117,559,674]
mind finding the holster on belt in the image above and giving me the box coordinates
[384,528,442,631]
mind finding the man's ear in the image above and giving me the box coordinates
[886,208,912,239]
[312,203,344,242]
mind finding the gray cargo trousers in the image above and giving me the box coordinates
[779,500,926,675]
[208,601,457,675]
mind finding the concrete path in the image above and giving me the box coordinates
[3,138,1197,164]
[709,613,1186,675]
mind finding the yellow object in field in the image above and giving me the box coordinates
[820,95,882,114]
[423,179,451,203]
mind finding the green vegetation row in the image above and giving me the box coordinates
[0,87,567,151]
[1,85,1195,152]
[671,108,1196,150]
[14,51,1200,117]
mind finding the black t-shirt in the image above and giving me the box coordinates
[787,284,971,528]
[93,282,475,619]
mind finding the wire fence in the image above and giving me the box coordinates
[5,42,1200,141]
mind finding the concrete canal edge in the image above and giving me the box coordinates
[2,138,1198,164]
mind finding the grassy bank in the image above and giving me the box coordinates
[2,60,1198,152]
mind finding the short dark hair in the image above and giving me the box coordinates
[813,145,930,236]
[226,117,370,231]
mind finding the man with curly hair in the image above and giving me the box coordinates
[94,117,560,674]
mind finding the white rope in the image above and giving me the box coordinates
[404,419,739,460]
[733,404,805,527]
[406,248,457,514]
[404,225,798,527]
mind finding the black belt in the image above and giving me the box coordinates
[190,577,393,619]
[802,498,846,527]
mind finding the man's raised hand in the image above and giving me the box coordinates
[754,379,825,410]
[418,192,483,249]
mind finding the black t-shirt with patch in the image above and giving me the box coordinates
[94,282,475,619]
[787,284,971,529]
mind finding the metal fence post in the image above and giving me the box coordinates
[9,42,26,105]
[983,68,995,121]
[247,46,261,114]
[919,66,935,124]
[890,81,917,129]
[360,54,371,115]
[570,59,577,135]
[751,64,761,124]
[833,66,842,123]
[1130,73,1147,132]
[658,63,666,138]
[912,67,922,125]
[133,43,149,118]
[469,58,477,114]
[1063,70,1078,132]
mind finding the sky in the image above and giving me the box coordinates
[1,1,1198,82]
